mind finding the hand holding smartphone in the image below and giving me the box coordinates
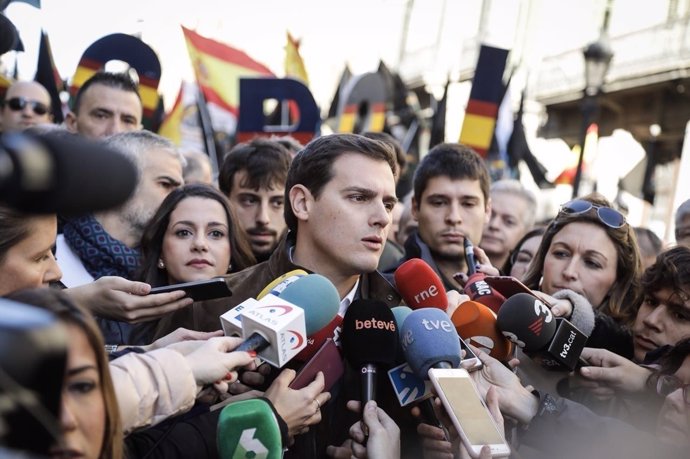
[149,277,232,302]
[428,368,510,458]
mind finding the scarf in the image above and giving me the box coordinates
[62,215,141,345]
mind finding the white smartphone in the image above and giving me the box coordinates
[459,336,483,372]
[428,368,510,458]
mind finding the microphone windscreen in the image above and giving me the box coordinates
[394,258,448,310]
[278,274,339,335]
[400,308,461,379]
[392,306,413,327]
[451,301,513,361]
[496,293,557,352]
[0,131,137,214]
[341,299,398,368]
[217,398,282,459]
[257,269,308,299]
[463,272,506,313]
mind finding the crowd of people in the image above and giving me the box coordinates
[1,70,690,459]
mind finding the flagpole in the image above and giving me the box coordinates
[195,84,220,179]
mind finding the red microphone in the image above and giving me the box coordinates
[394,258,448,310]
[451,300,514,362]
[463,273,506,314]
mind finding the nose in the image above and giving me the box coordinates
[44,252,63,285]
[487,212,499,230]
[445,202,463,225]
[561,258,578,281]
[371,200,391,229]
[60,397,77,432]
[191,233,209,252]
[255,201,270,226]
[642,303,666,333]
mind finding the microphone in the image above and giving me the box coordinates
[341,300,398,406]
[257,269,308,299]
[463,272,506,314]
[464,237,478,275]
[400,308,462,379]
[235,274,340,367]
[0,299,67,456]
[451,301,514,362]
[496,293,588,371]
[0,131,137,214]
[394,258,448,310]
[217,398,283,459]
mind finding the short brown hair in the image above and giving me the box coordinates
[284,134,397,234]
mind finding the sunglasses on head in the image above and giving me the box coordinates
[5,97,49,116]
[650,373,690,405]
[559,199,627,229]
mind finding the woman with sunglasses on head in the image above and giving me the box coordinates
[521,193,643,356]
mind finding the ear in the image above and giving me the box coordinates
[411,195,420,222]
[484,196,492,225]
[65,111,78,133]
[289,184,312,223]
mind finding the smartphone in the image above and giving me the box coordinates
[149,277,232,302]
[289,338,344,392]
[483,275,533,298]
[428,368,510,458]
[459,337,483,372]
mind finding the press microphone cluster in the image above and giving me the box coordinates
[496,293,588,371]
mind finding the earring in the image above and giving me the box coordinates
[227,263,232,271]
[158,259,165,269]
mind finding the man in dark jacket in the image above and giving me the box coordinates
[388,143,492,291]
[154,133,413,457]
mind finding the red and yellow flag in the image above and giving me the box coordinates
[285,31,309,85]
[182,26,274,116]
[158,83,185,145]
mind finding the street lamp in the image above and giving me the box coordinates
[571,35,613,198]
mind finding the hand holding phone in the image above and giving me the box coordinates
[428,368,510,458]
[149,277,232,302]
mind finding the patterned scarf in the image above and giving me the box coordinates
[62,215,141,345]
[62,215,141,280]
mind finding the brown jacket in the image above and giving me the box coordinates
[153,233,402,339]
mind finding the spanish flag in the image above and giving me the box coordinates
[158,83,185,145]
[459,45,509,158]
[182,26,274,117]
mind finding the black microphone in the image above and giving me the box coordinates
[496,293,589,371]
[341,299,398,406]
[464,237,478,276]
[0,298,67,456]
[0,131,137,214]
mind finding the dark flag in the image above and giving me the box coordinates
[34,30,63,123]
[326,65,351,120]
[429,78,449,149]
[507,87,553,188]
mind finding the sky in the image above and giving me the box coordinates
[2,0,414,110]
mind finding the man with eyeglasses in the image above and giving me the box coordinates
[1,81,53,132]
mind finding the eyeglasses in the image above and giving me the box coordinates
[559,199,627,229]
[4,97,49,116]
[651,374,690,405]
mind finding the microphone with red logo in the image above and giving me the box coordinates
[394,258,448,310]
[341,300,399,406]
[235,274,339,367]
[496,293,589,371]
[451,301,514,362]
[462,238,505,313]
